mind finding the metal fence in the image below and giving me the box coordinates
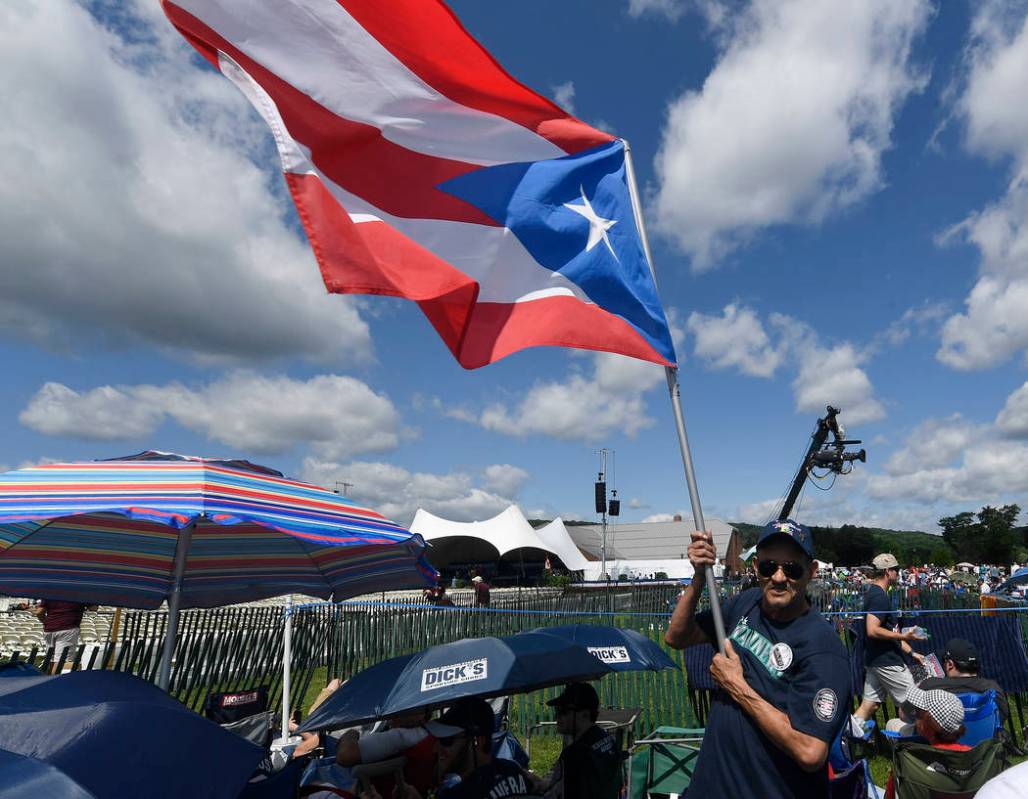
[3,583,1025,742]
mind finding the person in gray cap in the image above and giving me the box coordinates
[853,553,927,725]
[665,520,851,799]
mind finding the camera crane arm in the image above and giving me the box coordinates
[778,405,866,522]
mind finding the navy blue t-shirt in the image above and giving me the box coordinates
[689,589,851,799]
[862,584,902,667]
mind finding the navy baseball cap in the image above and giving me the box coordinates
[757,519,815,559]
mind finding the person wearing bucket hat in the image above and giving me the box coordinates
[853,553,928,726]
[526,683,620,799]
[665,519,851,798]
[883,687,971,799]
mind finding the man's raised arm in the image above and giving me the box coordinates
[665,531,716,650]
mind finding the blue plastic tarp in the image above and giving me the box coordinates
[0,671,265,799]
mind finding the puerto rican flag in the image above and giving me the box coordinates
[162,0,677,369]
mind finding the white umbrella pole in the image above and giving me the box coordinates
[157,517,198,691]
[281,594,293,740]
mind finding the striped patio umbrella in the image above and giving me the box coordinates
[0,451,436,688]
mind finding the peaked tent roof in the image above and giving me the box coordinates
[534,517,590,571]
[410,506,589,570]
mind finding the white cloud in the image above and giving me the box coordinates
[652,0,931,267]
[0,1,370,364]
[478,352,665,441]
[19,383,165,441]
[938,5,1028,369]
[736,498,782,525]
[866,408,1028,504]
[879,302,949,347]
[791,342,885,425]
[996,381,1028,437]
[627,0,688,22]
[686,305,885,423]
[19,373,399,459]
[641,512,682,523]
[882,415,982,475]
[552,81,576,114]
[687,304,782,377]
[300,458,517,526]
[481,464,530,496]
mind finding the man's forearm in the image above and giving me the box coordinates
[664,580,706,649]
[725,681,827,772]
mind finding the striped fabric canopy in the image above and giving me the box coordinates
[0,452,435,608]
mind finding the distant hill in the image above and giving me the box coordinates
[733,522,951,566]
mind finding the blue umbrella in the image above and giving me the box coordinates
[0,749,98,799]
[298,632,612,732]
[0,670,265,799]
[995,568,1028,595]
[530,624,678,672]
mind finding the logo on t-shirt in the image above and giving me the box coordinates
[421,658,488,691]
[813,688,838,722]
[769,642,793,672]
[587,645,631,664]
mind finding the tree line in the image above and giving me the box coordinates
[735,504,1026,568]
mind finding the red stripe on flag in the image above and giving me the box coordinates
[162,2,497,225]
[287,173,670,369]
[286,173,478,360]
[459,297,673,369]
[338,0,614,154]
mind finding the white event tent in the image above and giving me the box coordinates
[410,505,589,571]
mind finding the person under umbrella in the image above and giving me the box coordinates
[527,682,621,799]
[357,698,536,799]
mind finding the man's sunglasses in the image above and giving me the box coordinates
[756,559,806,580]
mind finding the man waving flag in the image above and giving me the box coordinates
[161,0,676,369]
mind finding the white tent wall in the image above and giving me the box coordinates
[582,558,695,582]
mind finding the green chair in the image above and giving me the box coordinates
[628,726,704,799]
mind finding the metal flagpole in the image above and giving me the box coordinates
[157,516,199,691]
[281,594,293,740]
[622,139,727,654]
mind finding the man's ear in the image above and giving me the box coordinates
[808,559,819,578]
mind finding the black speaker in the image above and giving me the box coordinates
[594,481,606,514]
[608,499,620,517]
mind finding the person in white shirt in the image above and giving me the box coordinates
[975,760,1028,798]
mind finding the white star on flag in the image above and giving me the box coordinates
[564,185,618,261]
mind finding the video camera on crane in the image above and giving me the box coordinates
[778,405,866,521]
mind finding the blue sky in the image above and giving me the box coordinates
[2,1,1028,534]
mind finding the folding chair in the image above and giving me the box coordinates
[885,737,1006,799]
[627,726,704,799]
[953,691,1001,747]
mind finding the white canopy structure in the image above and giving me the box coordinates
[410,505,589,571]
[535,518,590,571]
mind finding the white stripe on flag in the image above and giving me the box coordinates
[219,51,591,307]
[177,0,565,166]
